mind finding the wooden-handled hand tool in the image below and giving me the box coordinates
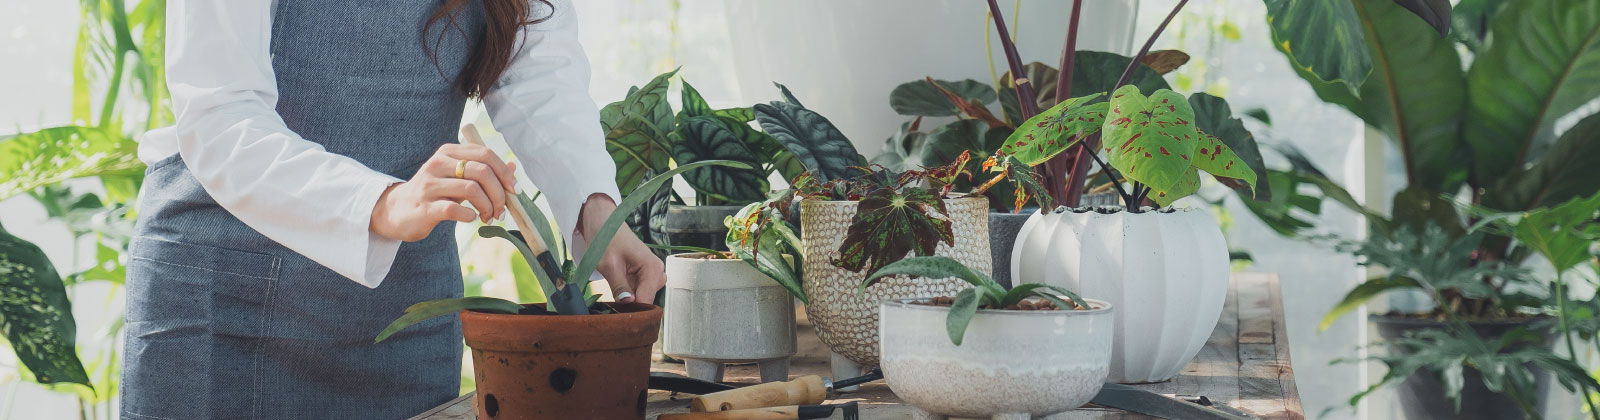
[659,402,858,420]
[689,369,881,412]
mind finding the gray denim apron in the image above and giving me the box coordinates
[122,1,484,418]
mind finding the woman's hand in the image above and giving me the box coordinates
[371,144,519,242]
[575,194,666,304]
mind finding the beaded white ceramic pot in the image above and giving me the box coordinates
[799,197,991,372]
[1011,206,1228,383]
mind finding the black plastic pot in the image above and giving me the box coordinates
[1371,315,1554,420]
[661,204,744,251]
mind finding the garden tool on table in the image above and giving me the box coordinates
[687,369,883,412]
[458,124,589,314]
[656,402,858,420]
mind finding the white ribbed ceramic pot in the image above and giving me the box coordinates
[1010,206,1228,383]
[799,197,991,370]
[662,254,796,383]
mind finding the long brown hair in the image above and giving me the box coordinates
[424,0,556,99]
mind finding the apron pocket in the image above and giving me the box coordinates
[125,236,281,327]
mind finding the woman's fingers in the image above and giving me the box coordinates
[431,201,478,224]
[439,143,517,194]
[428,178,496,223]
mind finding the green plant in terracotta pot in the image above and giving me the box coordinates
[374,160,746,420]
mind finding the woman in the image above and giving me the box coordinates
[124,0,663,418]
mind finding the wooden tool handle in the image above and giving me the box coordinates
[689,376,826,412]
[657,407,798,420]
[457,124,548,256]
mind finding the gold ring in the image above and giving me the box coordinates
[454,160,468,179]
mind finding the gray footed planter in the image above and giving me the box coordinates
[662,254,797,383]
[880,298,1114,420]
[800,197,990,383]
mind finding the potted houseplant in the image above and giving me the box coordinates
[374,160,745,420]
[658,247,797,384]
[867,256,1112,420]
[1314,193,1600,420]
[735,86,1001,383]
[601,70,804,254]
[971,0,1264,383]
[1239,0,1600,417]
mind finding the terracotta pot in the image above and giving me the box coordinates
[799,197,990,379]
[460,303,663,420]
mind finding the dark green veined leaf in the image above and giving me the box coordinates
[713,115,795,180]
[1189,93,1269,200]
[946,288,980,346]
[1463,0,1600,186]
[921,120,1007,174]
[773,82,803,107]
[1390,186,1465,235]
[1149,168,1201,207]
[680,80,713,118]
[753,101,866,182]
[0,125,143,202]
[478,226,570,313]
[626,69,679,134]
[726,198,806,303]
[374,297,520,343]
[0,223,90,388]
[713,107,755,123]
[1103,86,1200,191]
[1190,131,1258,194]
[1393,0,1452,37]
[1506,190,1600,271]
[998,62,1058,126]
[1320,276,1422,330]
[1244,108,1271,125]
[599,99,627,134]
[671,117,769,203]
[870,119,926,172]
[831,188,954,276]
[1262,0,1370,95]
[1351,0,1469,191]
[890,79,997,117]
[604,114,672,195]
[572,161,751,285]
[625,169,672,258]
[1032,284,1090,312]
[1002,93,1107,166]
[862,256,994,292]
[1450,0,1507,50]
[998,54,1170,126]
[1482,113,1600,211]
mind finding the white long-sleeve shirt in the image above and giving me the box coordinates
[140,0,620,288]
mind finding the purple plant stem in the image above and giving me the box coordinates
[985,0,1039,118]
[1064,0,1188,210]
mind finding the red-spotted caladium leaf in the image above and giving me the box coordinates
[1149,168,1201,207]
[832,188,955,277]
[1191,130,1258,195]
[1104,85,1199,192]
[1001,93,1109,166]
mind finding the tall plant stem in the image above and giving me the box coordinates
[1063,0,1188,209]
[1555,274,1600,420]
[1044,0,1086,206]
[984,0,1038,118]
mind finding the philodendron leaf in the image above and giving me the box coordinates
[604,114,671,195]
[946,287,980,346]
[754,100,866,182]
[572,160,751,285]
[671,117,769,203]
[1188,93,1269,199]
[1482,113,1600,211]
[0,125,144,202]
[1262,0,1370,95]
[1103,86,1200,191]
[832,188,955,277]
[375,297,520,343]
[1393,0,1453,37]
[680,80,713,118]
[890,79,998,117]
[1320,276,1422,330]
[1002,93,1108,166]
[0,224,90,388]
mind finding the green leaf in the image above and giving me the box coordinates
[753,101,866,182]
[1450,0,1506,50]
[1507,190,1600,272]
[671,117,769,203]
[625,69,680,135]
[890,79,997,117]
[1320,276,1422,330]
[375,297,520,343]
[0,223,90,388]
[726,197,807,303]
[1103,86,1200,191]
[1189,93,1269,199]
[1463,0,1600,186]
[863,256,994,293]
[1149,168,1201,207]
[1191,131,1258,194]
[1482,113,1600,211]
[1262,0,1371,95]
[832,188,956,277]
[0,126,144,202]
[1351,0,1469,191]
[1390,186,1465,235]
[604,114,672,195]
[1033,284,1091,312]
[946,288,980,346]
[1001,93,1107,166]
[773,82,803,107]
[921,120,1007,180]
[572,160,752,285]
[1393,0,1453,37]
[478,226,567,312]
[680,80,713,118]
[713,107,756,123]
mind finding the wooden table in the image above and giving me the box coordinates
[413,273,1303,420]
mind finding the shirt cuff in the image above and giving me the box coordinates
[349,174,404,288]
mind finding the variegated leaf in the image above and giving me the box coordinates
[1150,168,1201,207]
[1103,86,1200,191]
[1001,93,1108,166]
[604,115,671,195]
[831,188,954,277]
[1192,130,1258,194]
